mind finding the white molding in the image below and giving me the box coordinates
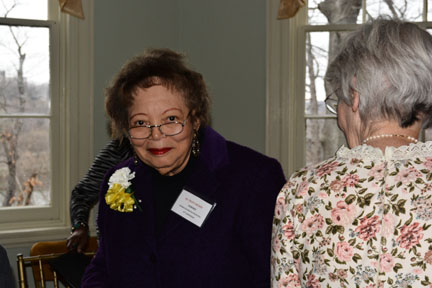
[266,0,307,176]
[66,0,94,195]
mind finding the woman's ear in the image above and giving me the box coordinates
[351,76,360,112]
[193,119,201,131]
[351,90,360,113]
[190,110,200,131]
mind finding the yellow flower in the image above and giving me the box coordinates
[105,183,136,212]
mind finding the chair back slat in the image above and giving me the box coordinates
[37,258,45,288]
[16,237,98,288]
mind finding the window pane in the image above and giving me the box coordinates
[0,0,48,20]
[0,118,51,207]
[366,0,423,21]
[305,31,352,115]
[429,0,432,21]
[305,32,328,115]
[0,25,50,115]
[306,118,346,166]
[308,0,362,25]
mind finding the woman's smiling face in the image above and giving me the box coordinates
[128,85,198,176]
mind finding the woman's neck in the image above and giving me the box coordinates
[360,120,421,152]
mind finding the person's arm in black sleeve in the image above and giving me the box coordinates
[67,139,132,253]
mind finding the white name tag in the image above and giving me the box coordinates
[171,189,216,227]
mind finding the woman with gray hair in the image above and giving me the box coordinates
[271,19,432,287]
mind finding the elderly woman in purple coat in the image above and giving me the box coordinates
[81,48,286,288]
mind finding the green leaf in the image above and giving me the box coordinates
[393,263,403,273]
[358,188,368,195]
[364,193,374,205]
[345,194,356,204]
[327,248,334,257]
[331,226,339,235]
[353,253,362,263]
[404,214,413,226]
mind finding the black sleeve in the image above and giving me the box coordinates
[70,139,133,227]
[0,245,14,288]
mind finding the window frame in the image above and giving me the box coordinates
[267,0,432,176]
[0,0,93,247]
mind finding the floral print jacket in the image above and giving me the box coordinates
[271,142,432,288]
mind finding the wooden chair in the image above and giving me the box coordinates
[17,237,98,288]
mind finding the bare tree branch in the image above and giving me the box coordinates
[1,0,17,18]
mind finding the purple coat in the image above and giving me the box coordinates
[82,127,285,287]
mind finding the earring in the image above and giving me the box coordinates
[191,131,200,157]
[133,153,139,165]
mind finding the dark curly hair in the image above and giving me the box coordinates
[105,48,211,139]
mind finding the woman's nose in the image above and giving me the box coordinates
[150,126,164,140]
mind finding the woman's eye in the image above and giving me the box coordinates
[135,120,145,126]
[167,116,177,122]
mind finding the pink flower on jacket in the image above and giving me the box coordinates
[282,221,296,240]
[381,213,395,237]
[379,253,395,272]
[335,241,354,262]
[355,216,381,241]
[297,181,309,196]
[306,274,321,288]
[273,236,282,251]
[329,180,343,193]
[368,163,386,178]
[336,269,347,279]
[424,157,432,169]
[331,200,357,226]
[425,250,432,264]
[278,274,301,288]
[395,167,422,184]
[275,203,284,219]
[397,222,424,249]
[316,161,339,177]
[342,174,360,187]
[301,214,324,235]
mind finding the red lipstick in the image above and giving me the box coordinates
[148,148,172,155]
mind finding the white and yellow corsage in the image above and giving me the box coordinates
[105,167,141,212]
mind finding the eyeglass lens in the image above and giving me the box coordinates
[130,122,184,139]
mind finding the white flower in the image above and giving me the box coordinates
[108,167,135,189]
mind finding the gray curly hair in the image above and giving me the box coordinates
[325,18,432,129]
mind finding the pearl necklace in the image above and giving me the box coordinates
[362,134,418,144]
